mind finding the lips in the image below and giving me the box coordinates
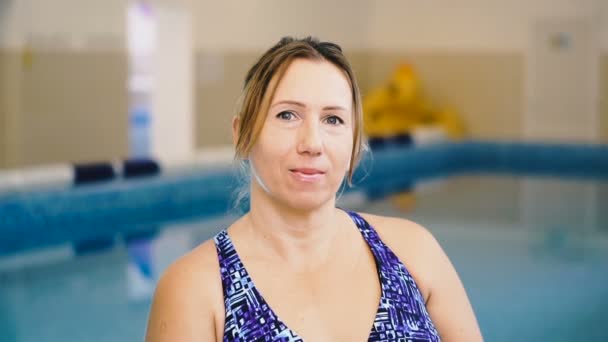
[289,168,325,183]
[290,168,325,175]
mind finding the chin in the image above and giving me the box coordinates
[281,190,335,212]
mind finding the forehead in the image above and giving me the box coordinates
[270,58,352,110]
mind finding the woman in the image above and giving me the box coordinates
[146,37,482,341]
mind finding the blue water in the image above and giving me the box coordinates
[1,177,607,341]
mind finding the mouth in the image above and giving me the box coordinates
[289,168,325,182]
[290,168,325,175]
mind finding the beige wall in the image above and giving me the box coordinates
[0,0,125,50]
[191,0,605,52]
[193,1,372,51]
[0,53,6,167]
[195,51,258,147]
[20,50,129,166]
[0,48,128,168]
[0,50,21,168]
[366,0,600,51]
[601,55,608,142]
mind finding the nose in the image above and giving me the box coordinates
[296,120,323,156]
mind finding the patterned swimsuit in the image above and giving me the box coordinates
[214,210,440,341]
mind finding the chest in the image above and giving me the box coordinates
[244,246,381,341]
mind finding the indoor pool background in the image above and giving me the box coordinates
[1,176,607,341]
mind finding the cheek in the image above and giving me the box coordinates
[250,127,292,168]
[327,135,354,171]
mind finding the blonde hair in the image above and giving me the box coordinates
[233,36,367,208]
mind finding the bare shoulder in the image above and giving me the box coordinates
[157,238,223,301]
[145,238,224,342]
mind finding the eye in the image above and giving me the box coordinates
[324,115,344,125]
[276,111,296,121]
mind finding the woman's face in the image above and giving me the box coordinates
[248,58,354,211]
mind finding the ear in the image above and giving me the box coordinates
[232,116,240,147]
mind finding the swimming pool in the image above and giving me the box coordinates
[1,175,607,341]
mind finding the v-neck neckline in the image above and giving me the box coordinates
[221,209,386,341]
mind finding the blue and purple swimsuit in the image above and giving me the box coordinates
[214,210,440,341]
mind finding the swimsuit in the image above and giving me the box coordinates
[214,210,440,341]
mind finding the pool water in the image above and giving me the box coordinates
[1,176,607,341]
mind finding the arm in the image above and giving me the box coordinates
[145,242,221,342]
[421,228,483,341]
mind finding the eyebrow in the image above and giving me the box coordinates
[271,100,347,112]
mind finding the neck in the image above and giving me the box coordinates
[246,182,343,270]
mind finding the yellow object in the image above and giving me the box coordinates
[389,192,417,212]
[433,107,466,139]
[363,64,466,139]
[363,64,467,213]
